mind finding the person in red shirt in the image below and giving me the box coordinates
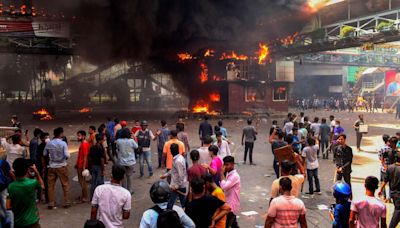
[188,150,207,182]
[76,130,90,203]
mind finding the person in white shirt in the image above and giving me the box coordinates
[214,132,231,159]
[197,136,212,165]
[310,117,320,137]
[91,165,131,228]
[1,134,27,167]
[302,138,320,195]
[283,117,294,135]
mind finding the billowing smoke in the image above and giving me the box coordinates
[32,0,314,102]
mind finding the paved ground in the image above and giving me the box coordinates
[9,109,400,228]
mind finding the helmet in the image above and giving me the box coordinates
[141,120,148,126]
[150,181,171,203]
[333,181,351,200]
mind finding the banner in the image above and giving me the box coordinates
[385,70,400,97]
[0,20,69,38]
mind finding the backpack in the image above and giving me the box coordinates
[0,160,11,191]
[151,205,182,228]
[137,131,151,148]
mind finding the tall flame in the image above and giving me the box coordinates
[257,43,271,64]
[220,51,248,61]
[199,63,208,84]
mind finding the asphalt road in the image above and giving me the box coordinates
[13,109,400,228]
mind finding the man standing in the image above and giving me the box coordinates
[162,130,185,171]
[8,158,44,228]
[350,176,386,228]
[333,120,345,144]
[283,117,294,135]
[269,129,288,178]
[185,178,231,228]
[1,134,27,167]
[161,144,187,209]
[187,150,207,182]
[11,115,22,129]
[214,132,231,159]
[319,118,331,159]
[89,134,106,200]
[29,128,43,164]
[44,127,71,209]
[134,121,155,177]
[265,177,307,228]
[353,115,365,151]
[88,126,97,147]
[91,165,131,228]
[197,136,213,166]
[116,128,138,193]
[378,135,392,201]
[333,134,353,188]
[310,117,320,137]
[379,147,400,228]
[198,116,213,145]
[155,120,170,169]
[270,160,305,200]
[241,119,257,165]
[220,156,241,228]
[76,130,90,203]
[302,138,321,195]
[330,115,336,141]
[177,123,190,165]
[218,120,228,138]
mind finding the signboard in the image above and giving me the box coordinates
[385,70,399,97]
[0,20,69,38]
[273,145,295,163]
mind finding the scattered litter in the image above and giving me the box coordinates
[240,192,246,195]
[261,193,267,196]
[248,199,255,202]
[72,176,78,182]
[241,211,258,216]
[301,195,310,199]
[264,174,271,177]
[255,226,264,228]
[317,204,329,210]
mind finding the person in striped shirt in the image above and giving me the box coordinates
[265,177,307,228]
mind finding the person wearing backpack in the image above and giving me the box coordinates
[43,127,71,209]
[139,180,195,228]
[134,121,155,177]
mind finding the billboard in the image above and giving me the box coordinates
[0,20,69,38]
[385,70,400,97]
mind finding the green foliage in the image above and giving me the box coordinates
[376,21,395,32]
[340,26,355,38]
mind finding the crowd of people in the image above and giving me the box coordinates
[0,112,399,228]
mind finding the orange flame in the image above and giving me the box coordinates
[33,108,53,120]
[219,51,248,61]
[280,32,298,46]
[79,107,91,113]
[200,63,208,84]
[204,49,215,57]
[209,93,221,102]
[177,52,193,62]
[212,75,222,81]
[305,0,330,13]
[192,100,209,113]
[257,43,271,64]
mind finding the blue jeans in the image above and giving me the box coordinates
[307,168,320,194]
[167,187,186,209]
[90,165,104,200]
[139,151,153,176]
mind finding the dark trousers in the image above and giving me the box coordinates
[390,209,400,228]
[307,168,320,194]
[356,132,363,149]
[244,142,254,163]
[273,160,280,178]
[157,147,163,168]
[90,165,104,200]
[320,139,329,159]
[336,171,351,188]
[226,212,239,228]
[396,110,400,119]
[167,187,186,209]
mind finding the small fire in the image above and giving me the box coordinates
[204,49,215,57]
[220,51,248,61]
[192,100,209,113]
[79,107,91,113]
[177,52,193,62]
[209,93,221,102]
[213,75,222,81]
[200,62,208,84]
[33,108,53,121]
[280,32,299,46]
[257,43,271,65]
[305,0,330,13]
